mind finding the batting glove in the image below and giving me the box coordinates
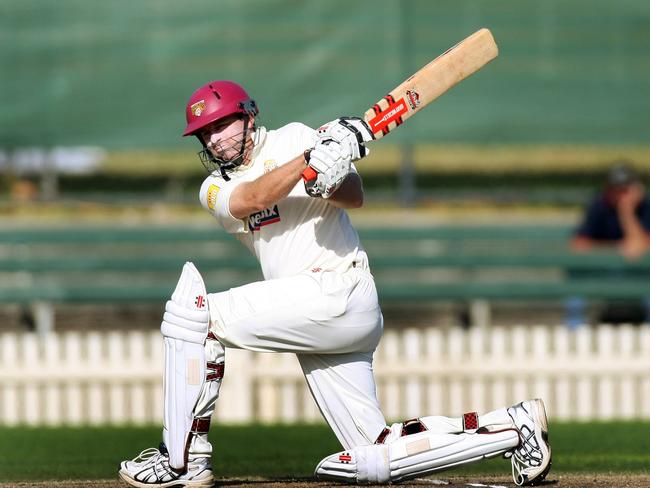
[317,117,374,161]
[304,139,352,199]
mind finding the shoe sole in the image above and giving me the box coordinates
[118,468,214,488]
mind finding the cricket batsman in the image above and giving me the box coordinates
[119,80,552,487]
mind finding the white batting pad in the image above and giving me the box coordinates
[161,262,210,470]
[316,429,518,484]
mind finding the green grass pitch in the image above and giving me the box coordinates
[0,421,648,482]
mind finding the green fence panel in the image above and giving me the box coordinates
[1,0,649,149]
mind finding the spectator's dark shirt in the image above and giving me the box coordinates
[575,194,650,240]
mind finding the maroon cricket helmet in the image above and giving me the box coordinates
[182,80,258,137]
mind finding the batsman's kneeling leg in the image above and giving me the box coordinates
[316,418,518,484]
[160,262,211,471]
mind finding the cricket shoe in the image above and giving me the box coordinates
[119,442,214,488]
[505,399,552,486]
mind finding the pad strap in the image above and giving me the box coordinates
[375,427,391,445]
[191,417,211,434]
[206,362,225,381]
[401,418,428,436]
[185,334,226,459]
[463,411,479,433]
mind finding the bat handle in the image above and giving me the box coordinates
[302,166,317,182]
[302,149,318,181]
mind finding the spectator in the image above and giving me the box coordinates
[572,162,650,260]
[570,162,650,324]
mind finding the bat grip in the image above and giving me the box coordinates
[302,149,317,181]
[302,166,317,182]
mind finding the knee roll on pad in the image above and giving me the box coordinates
[161,299,209,344]
[160,261,209,344]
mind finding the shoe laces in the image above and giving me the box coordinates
[132,443,174,470]
[513,424,542,467]
[132,447,164,464]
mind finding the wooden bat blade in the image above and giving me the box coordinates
[365,28,498,139]
[302,28,498,182]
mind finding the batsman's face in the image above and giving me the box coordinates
[200,115,253,162]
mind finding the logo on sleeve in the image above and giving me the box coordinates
[249,205,281,232]
[206,184,220,210]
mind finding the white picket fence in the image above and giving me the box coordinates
[1,324,649,426]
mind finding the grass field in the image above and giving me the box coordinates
[1,421,649,483]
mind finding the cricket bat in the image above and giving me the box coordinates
[303,28,498,181]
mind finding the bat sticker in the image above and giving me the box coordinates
[406,89,420,110]
[368,97,408,134]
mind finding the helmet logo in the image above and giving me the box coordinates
[190,100,206,117]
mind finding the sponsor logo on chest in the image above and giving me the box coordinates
[248,204,281,232]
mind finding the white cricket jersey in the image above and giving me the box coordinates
[199,123,368,280]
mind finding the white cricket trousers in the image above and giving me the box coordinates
[206,265,388,449]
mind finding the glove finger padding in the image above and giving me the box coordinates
[304,141,352,199]
[308,140,345,173]
[342,116,374,142]
[323,127,370,161]
[316,166,350,199]
[317,117,373,161]
[318,116,374,143]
